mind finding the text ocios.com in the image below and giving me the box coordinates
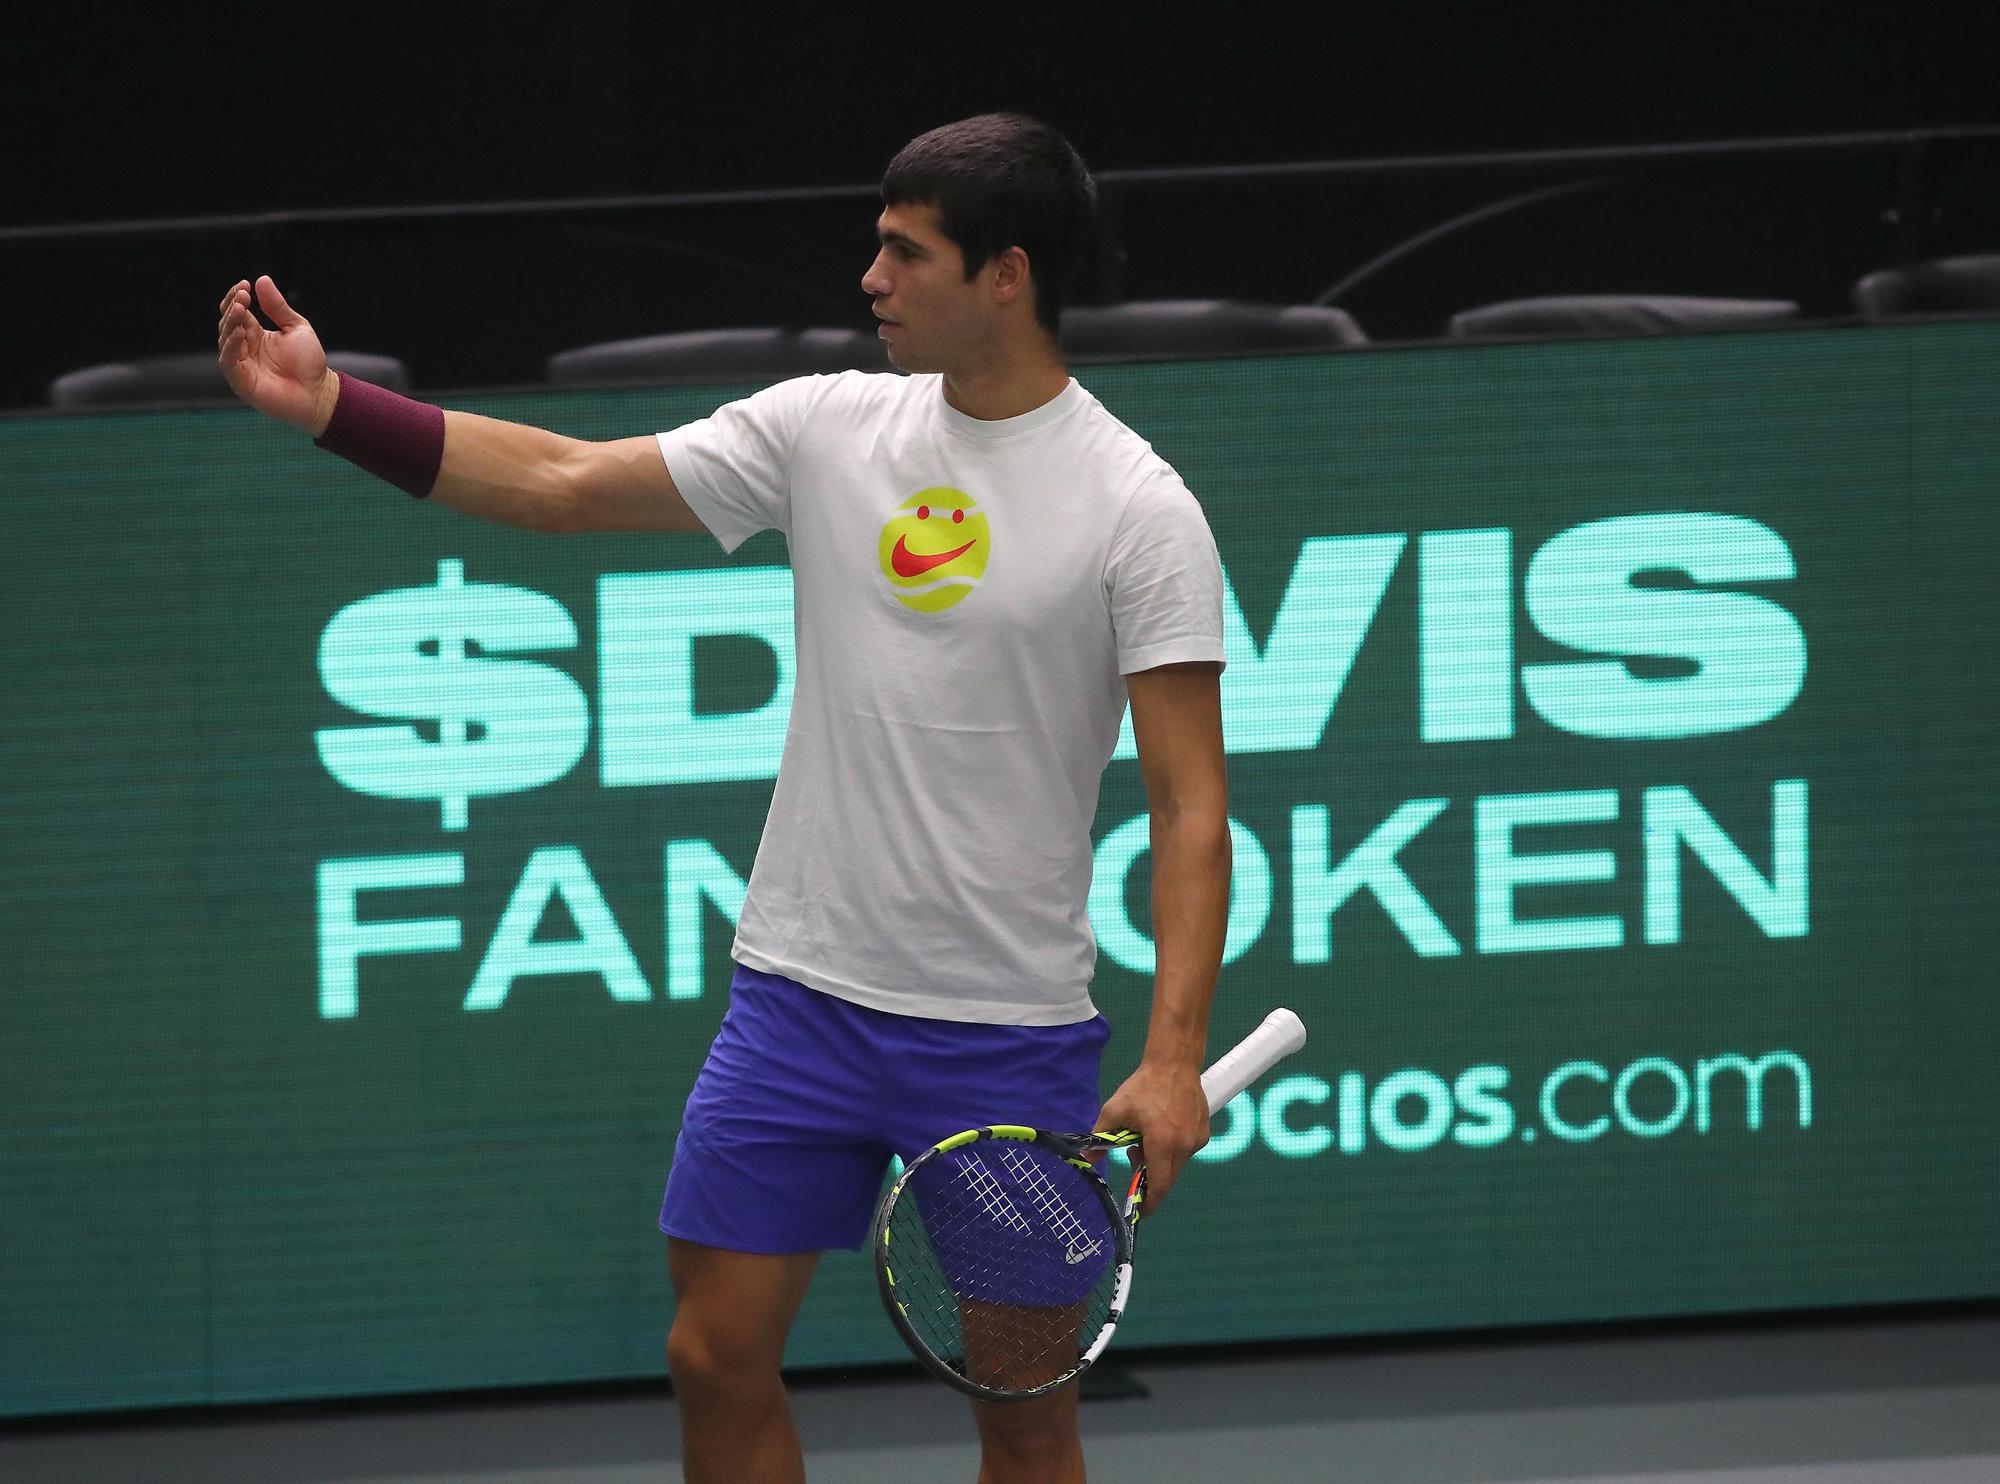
[1149,1051,1814,1163]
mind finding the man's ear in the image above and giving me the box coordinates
[989,245,1034,306]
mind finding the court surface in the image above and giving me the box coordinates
[4,1309,1994,1482]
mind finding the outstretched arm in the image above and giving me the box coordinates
[1095,660,1230,1210]
[216,275,704,534]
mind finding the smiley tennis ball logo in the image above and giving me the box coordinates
[877,488,991,613]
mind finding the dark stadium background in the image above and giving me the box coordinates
[5,2,1998,411]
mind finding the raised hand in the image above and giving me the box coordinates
[216,276,339,433]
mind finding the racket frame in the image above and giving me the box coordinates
[873,1007,1307,1402]
[873,1123,1140,1404]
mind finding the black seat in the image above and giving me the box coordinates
[1447,295,1800,341]
[1851,254,2000,320]
[1059,299,1366,361]
[545,328,886,385]
[49,351,411,408]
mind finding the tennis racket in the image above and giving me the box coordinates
[872,1007,1308,1402]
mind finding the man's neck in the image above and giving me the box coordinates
[940,348,1072,422]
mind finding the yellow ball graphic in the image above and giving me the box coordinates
[877,488,991,613]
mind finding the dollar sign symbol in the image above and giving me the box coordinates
[316,559,590,830]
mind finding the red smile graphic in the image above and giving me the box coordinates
[891,533,977,578]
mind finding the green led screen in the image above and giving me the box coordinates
[3,323,1997,1417]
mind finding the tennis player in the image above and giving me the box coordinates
[218,112,1229,1484]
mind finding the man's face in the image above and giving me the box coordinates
[861,202,995,373]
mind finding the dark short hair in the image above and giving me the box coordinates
[881,113,1098,336]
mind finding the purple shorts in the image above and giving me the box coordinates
[659,966,1111,1254]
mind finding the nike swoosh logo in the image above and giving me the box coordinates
[891,534,976,578]
[1064,1242,1102,1265]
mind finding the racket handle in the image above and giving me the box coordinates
[1201,1008,1308,1114]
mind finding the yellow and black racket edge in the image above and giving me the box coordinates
[872,1006,1308,1403]
[872,1124,1138,1404]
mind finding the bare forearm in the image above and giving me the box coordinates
[307,372,581,530]
[1142,809,1231,1070]
[1088,662,1227,1204]
[429,410,586,530]
[307,373,696,534]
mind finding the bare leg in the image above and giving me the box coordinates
[959,1296,1089,1483]
[971,1387,1086,1484]
[665,1238,820,1484]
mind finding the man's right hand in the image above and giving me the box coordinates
[214,274,708,536]
[217,276,339,435]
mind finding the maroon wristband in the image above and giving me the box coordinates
[312,372,446,498]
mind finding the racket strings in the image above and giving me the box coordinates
[885,1140,1121,1392]
[995,1145,1105,1257]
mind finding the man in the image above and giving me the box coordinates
[218,112,1229,1484]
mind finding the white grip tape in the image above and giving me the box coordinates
[1199,1008,1308,1114]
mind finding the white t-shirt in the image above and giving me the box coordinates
[656,371,1224,1025]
